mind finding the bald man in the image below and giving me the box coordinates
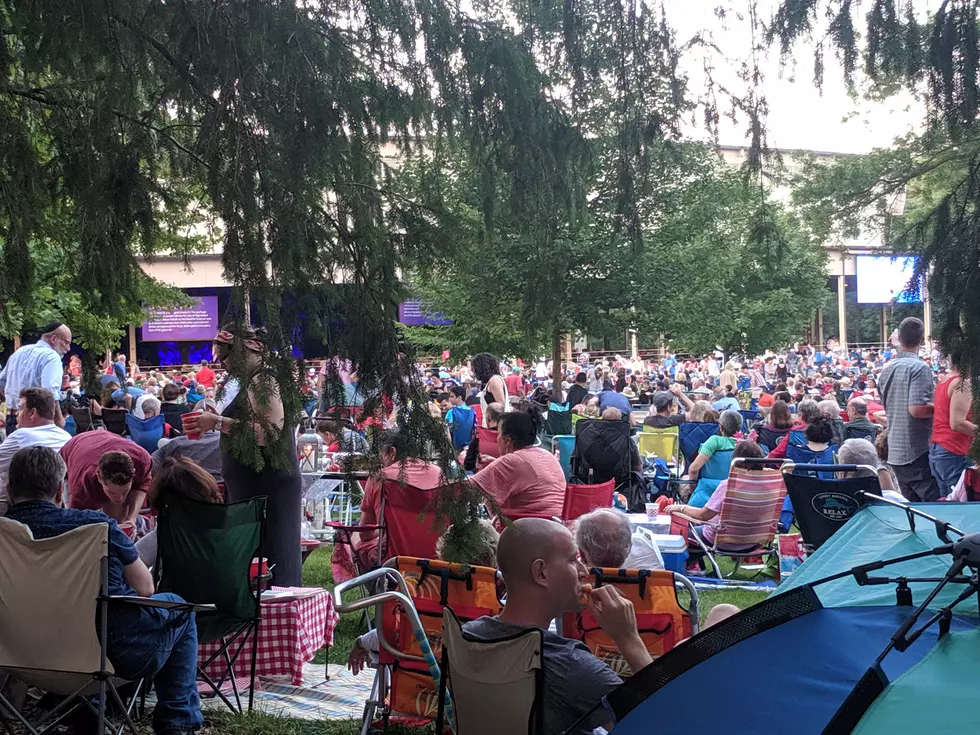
[464,518,652,735]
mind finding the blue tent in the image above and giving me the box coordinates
[598,501,980,734]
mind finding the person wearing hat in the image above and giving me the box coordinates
[643,384,694,429]
[0,321,72,434]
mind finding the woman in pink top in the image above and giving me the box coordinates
[470,410,566,523]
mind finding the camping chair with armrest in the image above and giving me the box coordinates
[154,494,266,714]
[436,606,544,735]
[676,458,789,579]
[571,419,633,486]
[0,518,212,735]
[963,468,980,501]
[100,408,129,436]
[69,405,96,433]
[333,560,498,735]
[475,426,501,460]
[678,422,719,474]
[782,464,881,550]
[328,480,452,582]
[551,434,575,481]
[124,413,166,454]
[738,409,762,432]
[560,568,698,679]
[562,478,617,523]
[637,427,680,468]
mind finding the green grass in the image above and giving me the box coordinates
[202,547,774,734]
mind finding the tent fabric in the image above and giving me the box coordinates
[851,629,980,733]
[609,603,974,735]
[779,504,980,615]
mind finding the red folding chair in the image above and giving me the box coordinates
[561,479,616,522]
[475,426,500,459]
[329,480,452,578]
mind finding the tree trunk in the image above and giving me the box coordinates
[551,330,563,404]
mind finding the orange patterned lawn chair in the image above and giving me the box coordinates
[561,567,699,678]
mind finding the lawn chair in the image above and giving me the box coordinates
[562,478,616,523]
[637,426,679,467]
[678,421,718,473]
[738,409,762,432]
[560,568,698,678]
[436,606,544,735]
[0,518,211,735]
[552,434,575,480]
[69,405,97,433]
[782,464,881,550]
[475,426,501,459]
[571,419,633,486]
[962,468,980,500]
[154,494,266,713]
[124,413,166,453]
[100,408,129,436]
[334,559,500,734]
[679,458,788,579]
[329,480,451,580]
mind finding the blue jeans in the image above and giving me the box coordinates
[928,443,973,498]
[107,593,203,732]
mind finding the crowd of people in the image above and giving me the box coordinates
[0,314,975,734]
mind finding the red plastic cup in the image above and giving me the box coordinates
[249,557,269,579]
[119,521,136,539]
[181,410,203,440]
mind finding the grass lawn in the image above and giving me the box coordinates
[201,547,773,733]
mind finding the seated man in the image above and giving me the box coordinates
[464,518,652,735]
[575,508,632,568]
[837,437,903,498]
[61,430,152,527]
[5,447,202,734]
[470,411,566,523]
[843,397,879,443]
[0,388,73,511]
[151,406,224,484]
[643,386,694,429]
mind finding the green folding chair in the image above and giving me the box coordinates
[154,494,267,713]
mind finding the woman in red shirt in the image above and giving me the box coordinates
[929,351,977,497]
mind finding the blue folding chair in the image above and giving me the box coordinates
[125,413,166,453]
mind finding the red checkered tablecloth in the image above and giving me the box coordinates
[197,586,340,686]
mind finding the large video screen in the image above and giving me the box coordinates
[398,299,453,326]
[141,296,219,342]
[855,255,922,304]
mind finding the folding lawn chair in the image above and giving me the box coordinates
[334,559,501,734]
[0,518,211,735]
[69,405,97,433]
[124,413,166,453]
[329,479,450,579]
[552,434,575,480]
[475,426,501,460]
[154,494,266,713]
[960,467,980,500]
[436,606,544,735]
[782,464,881,550]
[100,408,129,436]
[562,478,616,523]
[560,568,698,678]
[678,421,718,474]
[679,458,789,579]
[571,419,633,486]
[637,426,679,467]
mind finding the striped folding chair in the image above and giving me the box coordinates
[678,458,788,579]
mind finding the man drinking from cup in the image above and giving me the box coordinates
[60,431,152,529]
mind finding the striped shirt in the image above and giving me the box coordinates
[0,340,63,405]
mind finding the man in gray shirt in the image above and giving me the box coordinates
[878,317,939,501]
[151,429,223,485]
[463,518,651,735]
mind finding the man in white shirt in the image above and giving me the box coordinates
[0,387,72,512]
[0,321,71,433]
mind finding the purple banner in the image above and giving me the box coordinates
[142,296,219,342]
[398,300,453,326]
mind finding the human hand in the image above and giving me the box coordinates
[669,384,682,395]
[585,585,638,644]
[663,504,686,515]
[347,640,369,676]
[184,410,220,434]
